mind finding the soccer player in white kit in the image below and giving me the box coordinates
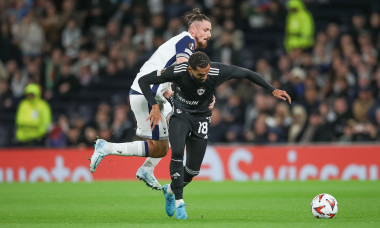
[89,8,212,190]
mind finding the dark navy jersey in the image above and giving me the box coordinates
[139,62,276,116]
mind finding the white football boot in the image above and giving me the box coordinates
[89,139,108,173]
[136,166,162,190]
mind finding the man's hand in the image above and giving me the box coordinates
[146,104,163,130]
[272,89,292,104]
[208,95,216,110]
[163,86,174,98]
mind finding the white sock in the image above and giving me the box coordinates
[142,157,162,171]
[167,183,174,195]
[106,141,148,157]
[175,199,184,207]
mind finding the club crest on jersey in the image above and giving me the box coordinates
[197,88,205,95]
[188,43,195,50]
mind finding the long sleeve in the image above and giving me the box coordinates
[215,63,276,92]
[138,67,177,106]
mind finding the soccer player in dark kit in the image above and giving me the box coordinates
[138,51,291,219]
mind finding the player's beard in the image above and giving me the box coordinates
[196,38,207,49]
[190,73,205,85]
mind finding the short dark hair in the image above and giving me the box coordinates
[185,8,210,27]
[188,51,210,69]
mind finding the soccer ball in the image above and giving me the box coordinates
[311,193,338,219]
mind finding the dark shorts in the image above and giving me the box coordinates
[172,108,211,139]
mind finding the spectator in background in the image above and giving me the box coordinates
[352,86,374,123]
[284,0,314,53]
[222,94,246,142]
[214,19,244,51]
[11,11,45,57]
[6,0,33,22]
[44,48,63,98]
[299,109,332,143]
[110,104,134,143]
[78,64,94,88]
[82,125,98,147]
[164,17,186,41]
[271,102,292,142]
[370,12,380,45]
[15,83,52,146]
[352,122,377,142]
[290,67,306,102]
[208,107,226,143]
[53,63,80,97]
[288,104,307,143]
[338,120,355,143]
[60,0,85,30]
[351,13,368,41]
[66,126,81,147]
[105,20,121,48]
[300,84,320,115]
[39,1,61,45]
[241,0,268,29]
[265,0,287,28]
[313,32,332,69]
[10,69,28,99]
[0,78,14,110]
[253,113,269,144]
[151,13,166,36]
[325,22,340,53]
[331,96,353,140]
[255,58,274,83]
[47,114,69,148]
[0,20,22,63]
[62,19,81,59]
[222,94,246,129]
[212,31,243,65]
[24,57,42,85]
[132,20,154,51]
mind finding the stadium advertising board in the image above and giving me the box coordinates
[0,145,379,182]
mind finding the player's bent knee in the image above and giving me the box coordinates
[147,139,169,158]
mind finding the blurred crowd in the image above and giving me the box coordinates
[0,0,380,148]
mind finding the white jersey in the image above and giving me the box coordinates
[130,31,195,103]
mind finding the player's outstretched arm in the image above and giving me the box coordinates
[272,89,292,104]
[215,63,292,104]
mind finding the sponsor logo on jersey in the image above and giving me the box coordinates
[197,88,205,95]
[188,42,195,50]
[176,94,199,105]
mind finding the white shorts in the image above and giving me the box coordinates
[130,94,172,140]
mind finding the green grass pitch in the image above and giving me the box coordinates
[1,181,379,228]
